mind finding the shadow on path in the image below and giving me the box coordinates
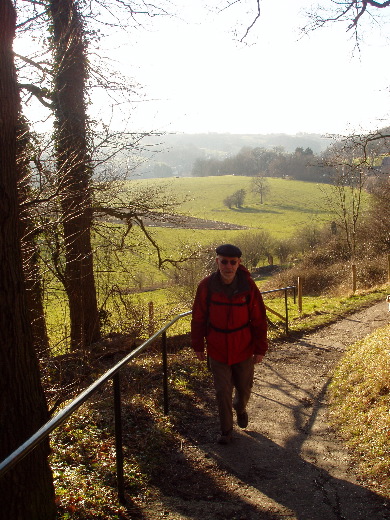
[205,360,389,520]
[209,428,390,520]
[129,301,390,519]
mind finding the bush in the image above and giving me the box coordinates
[357,258,387,287]
[223,189,246,209]
[264,254,388,297]
[234,231,275,269]
[266,263,341,295]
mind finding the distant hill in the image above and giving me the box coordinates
[157,132,333,154]
[137,132,334,178]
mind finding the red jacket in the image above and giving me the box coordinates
[191,265,268,365]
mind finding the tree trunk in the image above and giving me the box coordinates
[0,2,55,518]
[17,117,50,358]
[50,0,101,351]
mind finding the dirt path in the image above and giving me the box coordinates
[133,300,390,520]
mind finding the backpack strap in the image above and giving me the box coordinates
[208,321,250,334]
[206,273,251,332]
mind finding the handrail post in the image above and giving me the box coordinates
[162,331,169,415]
[113,372,125,504]
[284,288,289,335]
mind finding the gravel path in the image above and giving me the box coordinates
[133,300,390,520]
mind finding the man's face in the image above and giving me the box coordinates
[216,255,241,284]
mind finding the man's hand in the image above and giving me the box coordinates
[195,351,206,361]
[253,354,264,364]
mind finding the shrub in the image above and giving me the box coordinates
[266,263,340,295]
[223,189,246,209]
[264,254,387,297]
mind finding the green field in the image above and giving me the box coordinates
[93,176,344,288]
[46,175,370,351]
[127,175,336,239]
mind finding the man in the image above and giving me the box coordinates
[191,244,268,444]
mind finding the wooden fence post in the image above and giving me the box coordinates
[297,277,302,313]
[388,254,390,284]
[148,301,154,337]
[352,264,357,294]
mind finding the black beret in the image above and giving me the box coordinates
[215,244,242,258]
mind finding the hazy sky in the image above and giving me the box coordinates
[15,0,390,137]
[106,0,390,137]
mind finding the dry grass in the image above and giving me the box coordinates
[266,255,388,297]
[329,325,390,496]
[50,347,213,519]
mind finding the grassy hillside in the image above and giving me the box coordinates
[329,324,390,496]
[46,176,371,351]
[90,176,341,323]
[91,175,343,297]
[126,176,338,238]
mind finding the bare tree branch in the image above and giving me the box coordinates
[303,0,390,35]
[216,0,261,41]
[14,52,51,73]
[239,0,260,42]
[18,83,53,108]
[133,215,199,268]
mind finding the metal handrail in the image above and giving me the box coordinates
[262,285,296,297]
[0,285,296,502]
[0,311,192,492]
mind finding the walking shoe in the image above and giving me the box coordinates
[217,431,232,445]
[236,410,248,429]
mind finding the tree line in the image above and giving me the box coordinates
[191,145,336,182]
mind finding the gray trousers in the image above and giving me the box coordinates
[209,356,254,434]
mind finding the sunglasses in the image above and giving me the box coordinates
[219,259,238,265]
